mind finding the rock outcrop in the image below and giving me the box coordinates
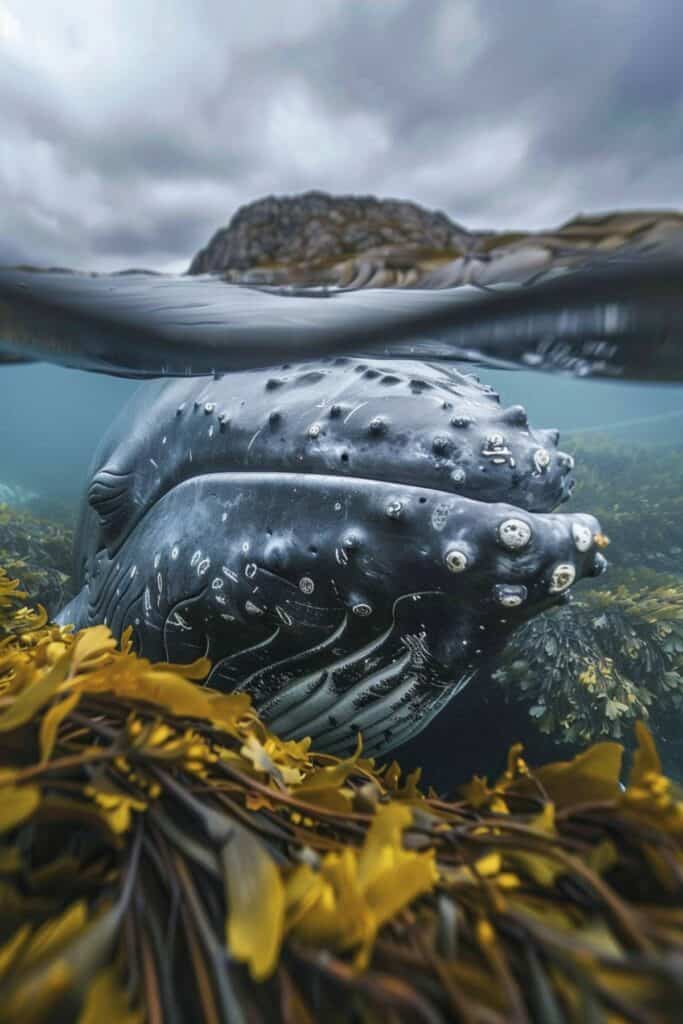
[188,191,468,281]
[188,191,683,289]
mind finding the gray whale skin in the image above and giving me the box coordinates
[58,356,606,757]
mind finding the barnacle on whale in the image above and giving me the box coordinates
[1,569,682,1023]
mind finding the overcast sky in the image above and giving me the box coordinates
[1,0,682,272]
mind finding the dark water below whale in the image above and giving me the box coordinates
[1,359,682,786]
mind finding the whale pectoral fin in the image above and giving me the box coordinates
[55,586,89,631]
[87,468,137,551]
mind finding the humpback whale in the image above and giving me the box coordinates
[52,357,605,756]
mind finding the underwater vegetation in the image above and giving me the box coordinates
[568,437,683,575]
[1,568,683,1022]
[494,573,683,746]
[0,503,74,616]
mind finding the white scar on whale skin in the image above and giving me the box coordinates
[343,402,368,424]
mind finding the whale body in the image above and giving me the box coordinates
[58,357,605,756]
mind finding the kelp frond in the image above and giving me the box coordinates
[496,575,683,745]
[1,570,683,1022]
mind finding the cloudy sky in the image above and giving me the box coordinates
[1,0,681,272]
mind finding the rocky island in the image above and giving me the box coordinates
[188,188,683,289]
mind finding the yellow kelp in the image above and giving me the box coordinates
[0,569,682,1023]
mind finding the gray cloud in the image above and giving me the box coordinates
[1,0,681,271]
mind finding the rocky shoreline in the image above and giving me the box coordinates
[188,190,683,289]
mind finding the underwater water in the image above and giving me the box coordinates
[1,358,683,785]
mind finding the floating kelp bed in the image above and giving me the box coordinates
[1,569,682,1023]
